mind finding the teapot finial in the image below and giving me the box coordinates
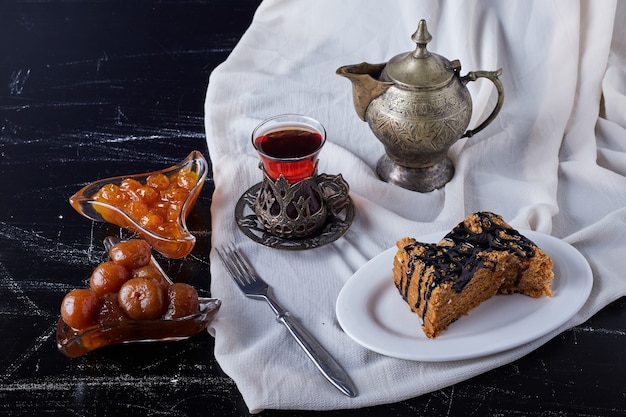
[411,19,432,59]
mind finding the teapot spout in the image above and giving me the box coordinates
[336,63,392,120]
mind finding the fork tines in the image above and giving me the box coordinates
[217,243,259,287]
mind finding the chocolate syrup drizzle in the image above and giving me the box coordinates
[400,212,536,319]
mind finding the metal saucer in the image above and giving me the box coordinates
[234,182,355,250]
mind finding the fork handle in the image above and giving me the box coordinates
[264,296,357,398]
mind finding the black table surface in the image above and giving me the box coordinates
[1,1,625,416]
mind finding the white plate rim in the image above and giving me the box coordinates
[335,230,593,362]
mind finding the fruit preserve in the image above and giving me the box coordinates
[69,151,208,258]
[59,239,200,330]
[93,170,198,238]
[56,238,219,358]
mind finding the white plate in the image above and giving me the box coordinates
[336,230,593,362]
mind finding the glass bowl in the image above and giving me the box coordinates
[57,235,221,357]
[56,297,221,358]
[69,151,208,258]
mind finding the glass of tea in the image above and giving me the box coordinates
[252,114,326,183]
[250,115,345,239]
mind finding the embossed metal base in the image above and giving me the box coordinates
[235,182,355,250]
[376,154,454,192]
[254,173,328,239]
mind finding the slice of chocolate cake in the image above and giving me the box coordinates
[393,212,554,338]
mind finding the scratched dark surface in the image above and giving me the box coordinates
[1,1,625,416]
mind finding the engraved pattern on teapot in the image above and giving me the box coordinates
[366,86,472,167]
[337,19,504,192]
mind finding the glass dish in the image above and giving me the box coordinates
[57,236,221,357]
[69,151,208,258]
[57,297,221,358]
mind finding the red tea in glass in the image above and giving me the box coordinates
[252,115,326,183]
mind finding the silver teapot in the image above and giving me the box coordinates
[337,20,504,192]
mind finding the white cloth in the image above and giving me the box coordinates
[204,0,626,412]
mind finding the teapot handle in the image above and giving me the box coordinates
[460,69,504,138]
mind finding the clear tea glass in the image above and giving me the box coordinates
[252,114,326,183]
[251,115,333,238]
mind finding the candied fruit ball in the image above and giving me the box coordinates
[165,203,181,223]
[61,288,102,330]
[146,173,170,190]
[127,200,149,219]
[132,264,170,290]
[109,239,152,270]
[140,211,164,230]
[156,222,181,238]
[164,283,199,319]
[135,186,159,205]
[176,171,198,190]
[96,292,128,324]
[120,178,142,192]
[161,187,188,204]
[153,201,169,211]
[97,184,128,204]
[118,277,165,320]
[90,261,130,296]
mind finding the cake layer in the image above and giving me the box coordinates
[439,212,553,298]
[393,211,554,338]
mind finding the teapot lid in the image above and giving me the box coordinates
[382,20,459,88]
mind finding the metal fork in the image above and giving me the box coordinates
[217,243,357,398]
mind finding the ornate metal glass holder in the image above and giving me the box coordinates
[253,167,350,239]
[235,167,354,250]
[240,114,354,249]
